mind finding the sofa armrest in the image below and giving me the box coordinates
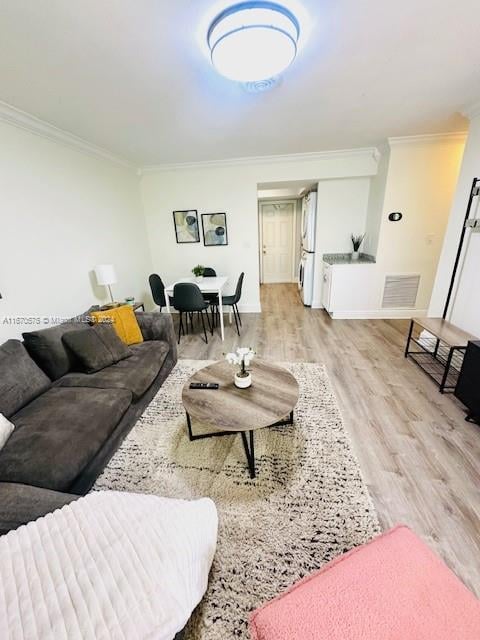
[0,482,79,535]
[136,312,177,355]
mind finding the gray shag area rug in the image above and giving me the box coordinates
[94,360,380,639]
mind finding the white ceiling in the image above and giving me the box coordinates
[0,0,478,165]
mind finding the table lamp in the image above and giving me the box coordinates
[94,264,117,303]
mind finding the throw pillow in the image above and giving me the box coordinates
[0,340,51,418]
[0,414,14,451]
[23,322,90,380]
[90,305,144,345]
[62,324,132,373]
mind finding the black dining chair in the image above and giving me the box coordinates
[173,282,212,344]
[212,272,244,336]
[148,273,174,311]
[202,267,219,311]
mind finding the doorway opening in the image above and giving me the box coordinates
[259,200,297,283]
[257,180,318,303]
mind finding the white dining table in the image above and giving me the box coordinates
[164,276,229,341]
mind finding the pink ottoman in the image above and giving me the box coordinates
[250,525,480,640]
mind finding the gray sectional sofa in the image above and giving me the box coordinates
[0,312,177,535]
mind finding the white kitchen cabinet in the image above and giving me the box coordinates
[321,260,379,318]
[321,262,332,311]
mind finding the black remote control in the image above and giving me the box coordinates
[189,382,219,390]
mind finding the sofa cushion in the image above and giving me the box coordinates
[63,324,131,373]
[23,321,89,380]
[55,340,169,401]
[0,386,132,492]
[0,482,79,535]
[0,340,51,418]
[136,312,176,343]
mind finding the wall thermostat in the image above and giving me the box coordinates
[388,212,403,222]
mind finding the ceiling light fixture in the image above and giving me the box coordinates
[207,1,300,83]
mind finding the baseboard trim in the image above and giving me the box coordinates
[164,304,261,314]
[237,304,262,313]
[327,308,428,320]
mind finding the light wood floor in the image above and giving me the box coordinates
[175,283,480,596]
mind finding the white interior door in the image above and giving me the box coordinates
[261,202,295,283]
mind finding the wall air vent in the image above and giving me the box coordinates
[382,274,420,308]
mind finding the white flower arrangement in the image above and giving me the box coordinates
[225,347,255,378]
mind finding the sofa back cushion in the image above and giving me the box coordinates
[0,340,51,418]
[63,324,131,373]
[23,322,88,380]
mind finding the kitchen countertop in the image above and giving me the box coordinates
[323,252,376,265]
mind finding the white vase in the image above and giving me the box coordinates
[351,251,360,261]
[195,276,203,282]
[235,372,252,389]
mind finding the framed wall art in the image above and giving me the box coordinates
[202,213,228,246]
[173,210,200,243]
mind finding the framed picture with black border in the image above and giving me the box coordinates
[173,210,200,243]
[202,213,228,246]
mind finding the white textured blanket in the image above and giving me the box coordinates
[0,491,218,639]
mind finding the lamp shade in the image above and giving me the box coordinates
[94,264,117,286]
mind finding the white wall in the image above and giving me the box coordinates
[141,166,261,311]
[376,136,465,311]
[314,136,465,317]
[1,122,461,334]
[140,150,378,312]
[430,114,480,335]
[316,178,371,254]
[363,144,390,256]
[311,177,371,306]
[0,120,152,342]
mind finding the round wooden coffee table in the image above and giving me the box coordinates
[182,359,299,478]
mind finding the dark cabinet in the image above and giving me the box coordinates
[455,341,480,422]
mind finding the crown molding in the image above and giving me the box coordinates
[388,131,468,146]
[0,100,134,169]
[140,146,380,174]
[462,100,480,120]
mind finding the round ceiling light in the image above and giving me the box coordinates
[207,1,300,83]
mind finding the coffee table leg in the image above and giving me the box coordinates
[271,410,294,427]
[186,412,235,441]
[186,412,194,441]
[241,430,256,479]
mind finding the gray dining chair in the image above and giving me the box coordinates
[211,272,244,336]
[148,273,174,311]
[173,282,212,344]
[202,267,219,313]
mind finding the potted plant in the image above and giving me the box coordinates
[192,264,205,281]
[225,347,255,389]
[351,234,364,261]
